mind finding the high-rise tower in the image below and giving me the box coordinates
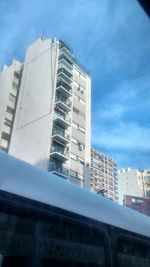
[8,37,91,188]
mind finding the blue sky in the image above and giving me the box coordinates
[0,0,150,169]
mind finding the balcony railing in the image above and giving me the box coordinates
[55,94,71,108]
[58,53,73,67]
[57,71,72,84]
[59,41,73,55]
[54,112,71,124]
[52,125,70,141]
[51,144,69,158]
[48,161,69,177]
[58,67,73,80]
[56,79,72,93]
[58,58,73,72]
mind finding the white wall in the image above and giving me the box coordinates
[9,38,58,170]
[118,169,144,204]
[0,60,21,136]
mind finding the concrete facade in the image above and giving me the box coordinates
[118,168,150,204]
[7,37,91,188]
[91,148,118,201]
[0,60,22,152]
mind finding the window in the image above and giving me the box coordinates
[9,93,16,102]
[12,81,18,89]
[14,71,20,79]
[4,118,12,127]
[71,153,77,160]
[71,137,78,144]
[73,107,85,118]
[72,121,85,133]
[72,122,78,129]
[77,173,84,180]
[79,126,85,133]
[117,236,150,267]
[6,106,14,114]
[0,206,107,267]
[1,132,10,141]
[74,94,85,104]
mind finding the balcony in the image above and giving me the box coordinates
[57,70,72,84]
[56,79,72,98]
[53,112,71,128]
[55,94,72,112]
[59,41,73,55]
[48,161,69,179]
[52,125,70,144]
[50,144,69,162]
[58,66,73,79]
[58,58,73,72]
[59,45,74,66]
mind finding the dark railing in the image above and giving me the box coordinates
[55,93,71,108]
[53,112,71,124]
[51,144,69,157]
[59,40,73,54]
[48,161,69,177]
[56,79,72,93]
[57,71,72,84]
[58,54,73,66]
[58,67,72,79]
[52,125,70,140]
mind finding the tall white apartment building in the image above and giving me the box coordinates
[0,60,22,152]
[118,168,150,204]
[91,148,118,201]
[7,37,91,188]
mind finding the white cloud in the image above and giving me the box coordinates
[92,121,150,151]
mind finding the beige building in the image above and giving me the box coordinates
[0,37,91,188]
[0,60,22,152]
[91,148,118,201]
[118,168,150,204]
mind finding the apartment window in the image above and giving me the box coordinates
[71,153,77,161]
[78,157,85,164]
[6,106,14,114]
[12,81,18,89]
[78,126,85,133]
[4,118,12,127]
[77,173,84,180]
[71,137,78,144]
[73,107,85,118]
[9,93,16,103]
[1,132,10,141]
[74,94,85,104]
[14,71,20,79]
[72,122,78,129]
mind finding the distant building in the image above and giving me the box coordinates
[0,60,22,152]
[0,37,91,189]
[91,148,118,201]
[124,195,150,217]
[118,168,150,204]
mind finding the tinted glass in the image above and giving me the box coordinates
[0,210,106,267]
[117,236,150,267]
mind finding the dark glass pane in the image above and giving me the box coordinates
[0,209,106,267]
